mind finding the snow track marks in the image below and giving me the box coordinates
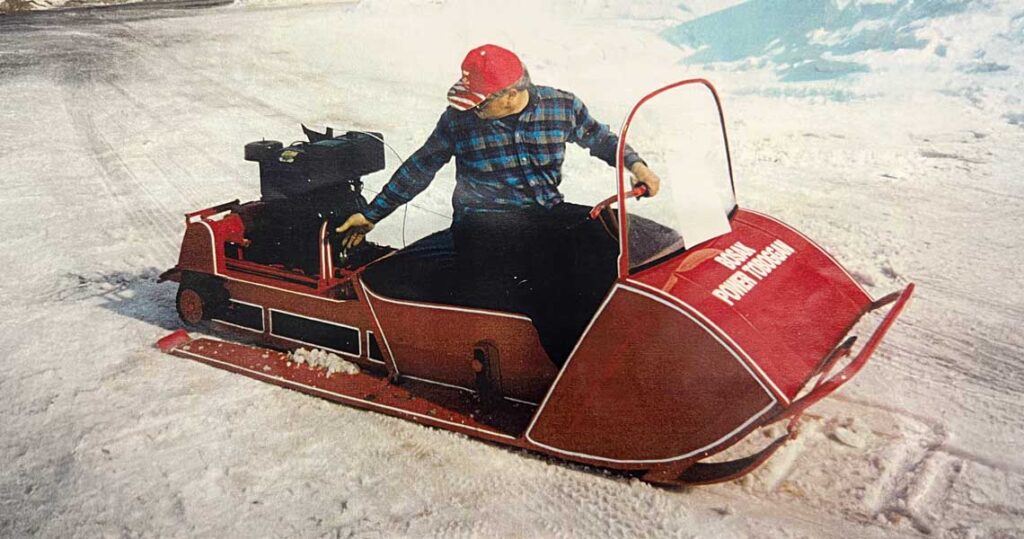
[736,397,1024,537]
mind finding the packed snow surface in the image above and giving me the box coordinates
[0,0,223,12]
[1,0,1023,537]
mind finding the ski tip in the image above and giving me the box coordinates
[156,329,192,353]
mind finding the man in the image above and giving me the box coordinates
[338,44,661,365]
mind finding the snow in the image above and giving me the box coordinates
[1,0,1023,537]
[290,348,360,376]
[0,0,204,12]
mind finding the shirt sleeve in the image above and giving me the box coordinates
[364,113,455,223]
[567,95,643,170]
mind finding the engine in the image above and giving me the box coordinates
[244,127,384,203]
[241,126,386,274]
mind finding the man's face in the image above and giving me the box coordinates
[473,89,518,120]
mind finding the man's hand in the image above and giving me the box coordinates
[629,162,661,197]
[335,213,375,250]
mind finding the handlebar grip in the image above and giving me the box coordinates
[588,184,651,220]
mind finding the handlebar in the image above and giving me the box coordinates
[588,183,649,220]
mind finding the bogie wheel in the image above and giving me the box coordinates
[176,286,207,326]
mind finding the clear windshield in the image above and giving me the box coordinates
[618,80,737,273]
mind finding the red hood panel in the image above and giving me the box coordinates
[629,209,872,400]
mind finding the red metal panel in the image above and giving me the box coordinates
[177,223,215,274]
[224,281,367,331]
[213,280,379,371]
[629,209,872,400]
[362,286,558,404]
[217,214,246,245]
[527,285,776,463]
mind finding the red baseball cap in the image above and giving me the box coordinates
[447,44,524,111]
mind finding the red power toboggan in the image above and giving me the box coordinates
[157,79,914,486]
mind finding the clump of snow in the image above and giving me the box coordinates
[289,347,359,376]
[825,416,870,449]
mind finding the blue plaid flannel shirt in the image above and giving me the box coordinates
[363,85,642,223]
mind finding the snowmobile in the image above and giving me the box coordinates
[157,79,914,486]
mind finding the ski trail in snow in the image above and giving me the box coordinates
[53,27,184,260]
[732,396,1024,536]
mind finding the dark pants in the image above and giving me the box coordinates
[363,203,619,366]
[452,203,618,365]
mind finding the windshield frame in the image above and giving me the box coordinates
[615,78,737,278]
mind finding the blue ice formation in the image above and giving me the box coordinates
[664,0,971,81]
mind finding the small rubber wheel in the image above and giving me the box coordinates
[176,286,206,326]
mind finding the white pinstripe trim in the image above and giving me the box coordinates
[359,280,401,377]
[364,330,385,365]
[360,284,533,321]
[504,396,540,407]
[403,375,474,393]
[319,221,331,280]
[524,283,779,465]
